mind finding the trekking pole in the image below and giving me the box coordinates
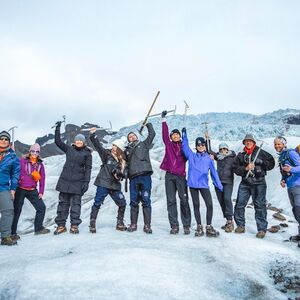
[183,100,189,124]
[245,141,264,179]
[8,126,18,149]
[139,91,160,134]
[202,122,212,154]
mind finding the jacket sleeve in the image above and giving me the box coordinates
[55,126,68,153]
[38,163,46,195]
[144,123,156,148]
[289,150,300,174]
[90,133,107,162]
[10,157,20,191]
[162,121,171,146]
[209,159,223,191]
[262,150,275,171]
[84,152,92,183]
[233,153,247,177]
[182,133,193,160]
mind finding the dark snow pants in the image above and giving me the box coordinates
[234,182,268,231]
[0,191,14,239]
[55,192,82,227]
[189,188,213,225]
[11,188,46,234]
[93,186,126,209]
[215,183,234,220]
[287,186,300,235]
[165,172,191,228]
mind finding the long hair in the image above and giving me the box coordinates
[112,147,126,171]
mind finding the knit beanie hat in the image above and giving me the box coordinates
[112,139,126,151]
[219,143,229,150]
[170,129,181,138]
[195,137,206,146]
[29,143,41,152]
[74,134,86,143]
[0,131,11,142]
[127,131,138,142]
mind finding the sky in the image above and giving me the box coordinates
[1,0,300,144]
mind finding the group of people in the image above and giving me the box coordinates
[0,111,299,247]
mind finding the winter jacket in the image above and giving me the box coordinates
[55,126,92,195]
[278,149,300,189]
[182,133,223,191]
[0,148,20,192]
[125,123,156,179]
[160,121,186,176]
[90,133,124,191]
[233,146,275,185]
[212,150,236,184]
[18,157,46,194]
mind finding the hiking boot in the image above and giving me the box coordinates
[35,228,50,235]
[256,231,266,239]
[89,226,96,234]
[206,225,219,237]
[183,226,190,235]
[235,226,245,234]
[70,225,79,234]
[53,226,67,235]
[221,223,227,230]
[289,234,300,243]
[116,220,127,231]
[143,225,152,234]
[127,224,137,232]
[11,234,20,241]
[170,226,179,235]
[1,236,17,246]
[225,220,234,233]
[195,224,204,237]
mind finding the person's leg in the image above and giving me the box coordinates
[140,175,152,232]
[165,172,179,229]
[190,188,201,225]
[199,188,213,225]
[55,192,71,227]
[223,184,234,221]
[234,183,251,229]
[27,190,46,232]
[176,175,191,229]
[288,186,300,236]
[70,194,83,227]
[129,177,140,227]
[252,184,268,232]
[110,190,127,230]
[215,186,226,218]
[11,188,26,235]
[0,191,14,241]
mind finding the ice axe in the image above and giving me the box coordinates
[245,140,265,179]
[138,91,160,134]
[201,122,212,154]
[148,105,176,118]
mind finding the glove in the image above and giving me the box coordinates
[255,158,263,166]
[161,110,168,118]
[182,127,186,135]
[55,121,62,128]
[81,183,89,194]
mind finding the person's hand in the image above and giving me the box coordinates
[181,127,186,135]
[90,127,97,134]
[55,121,62,128]
[38,193,43,199]
[255,158,263,165]
[81,183,89,194]
[10,190,15,200]
[161,110,168,118]
[282,165,292,173]
[280,180,286,188]
[209,154,214,160]
[246,163,255,171]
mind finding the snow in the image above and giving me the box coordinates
[1,112,300,299]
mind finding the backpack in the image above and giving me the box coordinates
[281,147,300,167]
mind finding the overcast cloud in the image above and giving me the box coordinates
[1,0,299,144]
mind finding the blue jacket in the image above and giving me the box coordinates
[182,133,223,191]
[0,148,20,192]
[279,149,300,189]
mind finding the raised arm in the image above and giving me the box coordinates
[144,123,156,148]
[90,131,107,162]
[54,122,68,153]
[181,128,193,159]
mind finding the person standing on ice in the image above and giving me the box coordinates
[11,143,50,240]
[125,122,156,234]
[53,121,92,235]
[233,134,275,239]
[210,143,236,233]
[89,127,127,233]
[181,127,223,237]
[0,130,20,246]
[274,136,300,246]
[160,110,191,235]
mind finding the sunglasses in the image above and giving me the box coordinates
[0,137,9,142]
[30,150,40,154]
[219,148,228,151]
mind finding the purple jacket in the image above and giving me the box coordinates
[160,121,186,176]
[18,157,46,194]
[182,133,223,191]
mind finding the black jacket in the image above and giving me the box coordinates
[55,126,92,195]
[233,146,275,185]
[213,150,236,184]
[90,133,124,191]
[125,123,156,179]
